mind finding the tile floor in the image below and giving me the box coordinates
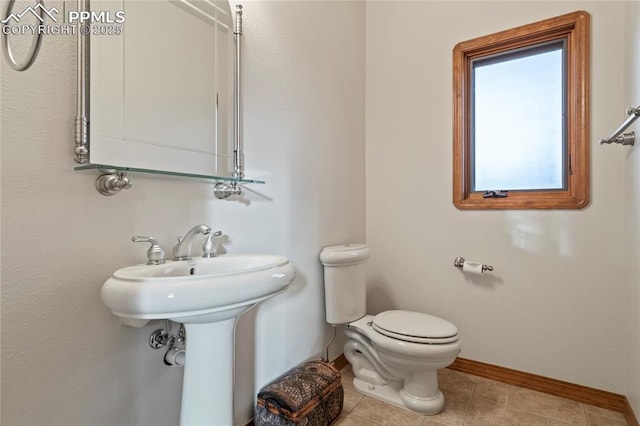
[336,366,628,426]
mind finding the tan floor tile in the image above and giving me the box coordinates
[586,413,628,426]
[351,396,422,426]
[343,389,364,413]
[473,378,509,403]
[465,397,547,426]
[440,370,481,398]
[335,413,381,426]
[338,361,622,426]
[424,386,472,426]
[341,376,357,394]
[341,365,354,378]
[438,368,450,381]
[585,405,627,422]
[507,387,587,425]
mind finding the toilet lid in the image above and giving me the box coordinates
[372,310,458,344]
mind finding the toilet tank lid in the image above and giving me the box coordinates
[320,243,370,266]
[373,310,458,339]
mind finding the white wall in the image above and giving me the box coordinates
[0,1,365,425]
[4,0,638,423]
[366,1,627,393]
[226,0,365,418]
[623,0,640,418]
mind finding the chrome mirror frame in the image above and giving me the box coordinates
[75,1,246,197]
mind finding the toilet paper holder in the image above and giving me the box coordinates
[454,256,494,272]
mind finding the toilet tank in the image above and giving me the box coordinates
[320,243,371,325]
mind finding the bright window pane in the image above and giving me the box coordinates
[472,44,565,191]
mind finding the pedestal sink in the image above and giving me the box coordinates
[101,254,295,426]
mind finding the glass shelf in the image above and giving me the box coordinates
[73,163,266,185]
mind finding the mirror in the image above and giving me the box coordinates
[89,0,234,177]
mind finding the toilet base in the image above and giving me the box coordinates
[352,377,445,415]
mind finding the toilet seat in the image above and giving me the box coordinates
[372,310,459,344]
[347,315,461,359]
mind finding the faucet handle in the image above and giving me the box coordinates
[202,231,223,258]
[132,235,166,265]
[172,236,184,259]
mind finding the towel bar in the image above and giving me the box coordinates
[600,106,639,146]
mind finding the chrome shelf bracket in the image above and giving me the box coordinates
[96,171,132,196]
[213,182,242,199]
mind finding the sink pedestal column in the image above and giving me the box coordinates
[180,319,236,426]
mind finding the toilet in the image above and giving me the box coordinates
[320,243,461,415]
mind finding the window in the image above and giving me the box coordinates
[453,11,590,209]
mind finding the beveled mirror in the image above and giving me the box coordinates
[81,0,234,177]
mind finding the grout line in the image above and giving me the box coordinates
[582,402,592,426]
[349,394,366,416]
[585,406,631,423]
[351,410,383,426]
[460,381,478,425]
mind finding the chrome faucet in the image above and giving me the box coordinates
[172,224,212,261]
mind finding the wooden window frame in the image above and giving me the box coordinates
[453,11,590,210]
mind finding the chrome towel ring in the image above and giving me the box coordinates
[1,0,45,71]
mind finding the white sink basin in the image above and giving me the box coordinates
[101,254,295,326]
[102,252,295,425]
